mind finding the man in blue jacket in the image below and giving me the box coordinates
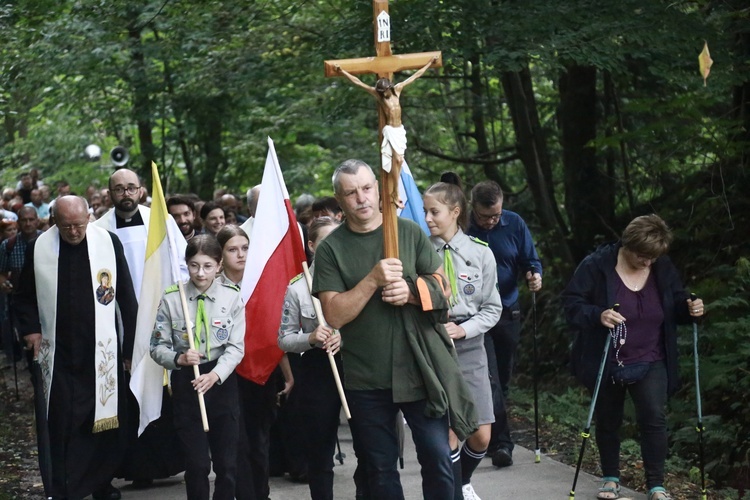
[466,180,542,468]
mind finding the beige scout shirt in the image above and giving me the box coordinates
[430,229,502,340]
[150,278,245,383]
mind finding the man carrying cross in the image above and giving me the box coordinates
[319,8,478,496]
[313,159,477,499]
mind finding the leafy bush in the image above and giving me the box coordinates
[670,259,750,492]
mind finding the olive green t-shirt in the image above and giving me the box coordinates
[312,218,441,391]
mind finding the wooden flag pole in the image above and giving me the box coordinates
[302,262,351,420]
[176,280,210,432]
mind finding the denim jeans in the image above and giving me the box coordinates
[347,389,454,500]
[595,360,668,490]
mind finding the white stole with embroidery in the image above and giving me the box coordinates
[34,225,120,433]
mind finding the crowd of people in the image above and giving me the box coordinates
[0,162,704,500]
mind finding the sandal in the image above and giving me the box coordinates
[596,477,621,499]
[648,487,673,500]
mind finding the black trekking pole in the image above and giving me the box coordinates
[12,347,19,400]
[529,266,541,463]
[569,304,618,500]
[691,293,707,500]
[8,301,19,400]
[335,434,345,465]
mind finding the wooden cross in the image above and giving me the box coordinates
[325,0,441,258]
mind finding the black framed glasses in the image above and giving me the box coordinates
[111,185,140,196]
[474,210,502,222]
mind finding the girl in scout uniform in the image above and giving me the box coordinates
[424,177,502,500]
[216,224,299,499]
[277,216,346,500]
[150,235,245,500]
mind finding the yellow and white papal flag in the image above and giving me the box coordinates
[129,162,183,435]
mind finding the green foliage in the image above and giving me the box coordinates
[1,1,749,488]
[667,260,750,490]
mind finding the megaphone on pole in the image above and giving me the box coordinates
[110,146,129,167]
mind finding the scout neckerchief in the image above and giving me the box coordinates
[442,244,459,307]
[195,294,211,360]
[34,224,120,433]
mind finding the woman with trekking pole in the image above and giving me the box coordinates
[562,214,704,500]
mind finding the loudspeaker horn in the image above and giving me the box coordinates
[110,146,129,167]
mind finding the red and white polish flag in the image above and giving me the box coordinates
[237,137,306,385]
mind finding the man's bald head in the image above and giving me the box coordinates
[54,196,90,245]
[109,168,139,190]
[53,195,88,218]
[220,193,239,212]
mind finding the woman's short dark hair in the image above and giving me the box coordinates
[621,214,673,259]
[216,224,248,249]
[425,175,469,230]
[470,180,503,208]
[186,234,223,264]
[200,201,225,220]
[308,216,340,245]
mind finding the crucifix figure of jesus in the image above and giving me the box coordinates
[325,0,442,258]
[335,55,438,205]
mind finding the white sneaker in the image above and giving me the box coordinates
[462,483,481,500]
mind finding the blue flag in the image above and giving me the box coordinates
[397,161,430,235]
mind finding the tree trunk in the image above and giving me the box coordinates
[195,96,228,200]
[603,71,634,215]
[467,54,503,187]
[502,67,575,270]
[3,114,15,145]
[559,64,613,262]
[731,30,749,172]
[127,19,155,178]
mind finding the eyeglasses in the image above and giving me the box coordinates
[474,211,502,222]
[58,222,87,231]
[111,185,140,196]
[188,262,218,273]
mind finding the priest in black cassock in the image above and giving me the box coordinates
[14,196,138,500]
[94,168,187,487]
